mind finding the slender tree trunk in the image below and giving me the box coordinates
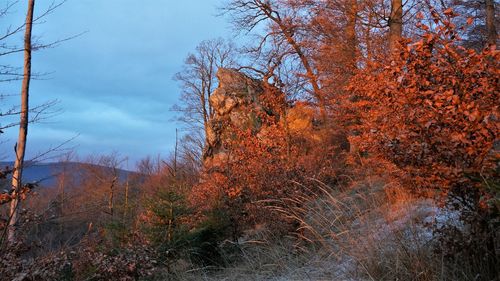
[207,61,214,119]
[124,177,129,219]
[260,6,325,119]
[200,83,211,148]
[58,170,65,238]
[283,106,291,161]
[485,0,498,46]
[8,0,35,244]
[59,169,66,215]
[108,172,117,216]
[365,11,374,62]
[201,80,209,130]
[345,0,358,72]
[280,22,325,119]
[167,202,173,243]
[173,128,178,179]
[280,25,324,117]
[389,0,403,52]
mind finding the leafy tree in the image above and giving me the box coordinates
[348,8,499,196]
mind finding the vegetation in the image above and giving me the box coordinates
[0,0,498,280]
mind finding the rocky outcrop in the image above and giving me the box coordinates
[203,68,268,169]
[203,68,349,170]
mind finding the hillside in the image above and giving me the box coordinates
[0,161,134,188]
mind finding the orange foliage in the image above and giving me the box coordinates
[347,13,499,194]
[191,85,347,234]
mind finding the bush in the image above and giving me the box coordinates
[347,10,499,280]
[347,12,498,194]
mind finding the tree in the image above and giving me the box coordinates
[389,0,403,51]
[1,0,72,244]
[309,0,361,100]
[224,0,326,117]
[8,0,35,244]
[440,0,499,49]
[346,0,359,68]
[348,10,499,193]
[173,38,237,133]
[173,38,237,164]
[80,153,126,217]
[178,131,204,173]
[485,0,498,46]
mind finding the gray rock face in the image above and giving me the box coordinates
[203,68,266,169]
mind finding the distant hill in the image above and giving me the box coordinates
[0,161,134,188]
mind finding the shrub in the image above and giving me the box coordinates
[347,11,498,194]
[347,10,499,280]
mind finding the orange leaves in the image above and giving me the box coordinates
[442,8,459,19]
[450,132,467,143]
[417,22,430,32]
[466,110,481,122]
[227,186,242,198]
[192,82,349,232]
[451,95,460,105]
[0,184,36,205]
[347,15,499,192]
[0,193,11,205]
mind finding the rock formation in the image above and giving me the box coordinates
[203,68,349,170]
[203,68,268,169]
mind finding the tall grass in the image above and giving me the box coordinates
[192,177,497,281]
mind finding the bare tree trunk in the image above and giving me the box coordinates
[389,0,403,52]
[485,0,498,46]
[345,0,358,71]
[174,128,178,179]
[283,106,291,161]
[58,169,65,238]
[108,175,117,216]
[279,23,324,118]
[124,177,129,219]
[8,0,35,244]
[166,202,173,243]
[365,10,374,62]
[258,5,325,118]
[200,89,211,151]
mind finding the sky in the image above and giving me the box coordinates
[1,0,233,168]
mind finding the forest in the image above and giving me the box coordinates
[0,0,498,280]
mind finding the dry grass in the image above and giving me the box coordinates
[182,177,481,281]
[146,177,496,281]
[280,178,442,280]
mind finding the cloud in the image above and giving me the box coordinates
[1,1,232,163]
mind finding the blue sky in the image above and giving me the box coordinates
[1,0,233,167]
